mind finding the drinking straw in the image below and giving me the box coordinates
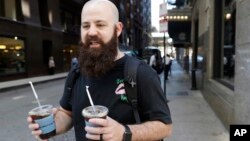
[85,86,96,112]
[29,81,41,108]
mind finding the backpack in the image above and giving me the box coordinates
[65,56,142,123]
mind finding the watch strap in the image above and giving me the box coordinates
[123,124,132,141]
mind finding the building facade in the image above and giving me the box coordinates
[116,0,151,57]
[167,6,192,72]
[189,0,250,129]
[0,0,82,81]
[0,0,151,82]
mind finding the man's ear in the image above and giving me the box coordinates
[116,22,123,37]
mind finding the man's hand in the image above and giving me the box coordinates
[85,116,125,141]
[27,107,58,141]
[27,116,48,141]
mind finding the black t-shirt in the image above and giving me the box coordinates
[60,55,172,141]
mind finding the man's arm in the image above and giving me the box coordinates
[129,121,172,141]
[85,117,172,141]
[54,107,73,135]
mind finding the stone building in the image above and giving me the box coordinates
[188,0,250,129]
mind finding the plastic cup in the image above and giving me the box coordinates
[82,105,108,127]
[29,104,56,140]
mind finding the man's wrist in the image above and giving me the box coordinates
[123,124,132,141]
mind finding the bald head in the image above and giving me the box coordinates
[80,0,123,47]
[82,0,119,23]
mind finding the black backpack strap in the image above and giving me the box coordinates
[124,56,141,123]
[64,63,80,95]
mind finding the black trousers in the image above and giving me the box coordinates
[164,64,170,80]
[49,67,55,75]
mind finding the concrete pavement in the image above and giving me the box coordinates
[162,60,229,141]
[0,61,229,141]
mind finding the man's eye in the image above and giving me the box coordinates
[97,24,105,27]
[82,25,89,28]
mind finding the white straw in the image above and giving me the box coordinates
[29,81,41,107]
[85,86,96,112]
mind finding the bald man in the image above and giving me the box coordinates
[27,0,172,141]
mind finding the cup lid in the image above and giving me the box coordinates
[82,105,108,118]
[29,104,53,115]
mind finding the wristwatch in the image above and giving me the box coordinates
[123,124,132,141]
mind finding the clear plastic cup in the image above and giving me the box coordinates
[29,104,56,140]
[82,105,108,127]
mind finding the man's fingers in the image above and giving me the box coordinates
[27,115,45,140]
[27,116,33,123]
[88,116,109,127]
[28,123,39,130]
[52,107,59,114]
[86,132,103,141]
[85,126,108,134]
[31,129,42,136]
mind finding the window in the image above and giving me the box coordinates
[213,0,236,89]
[38,0,50,27]
[0,0,4,17]
[60,9,80,35]
[0,37,26,75]
[223,0,235,86]
[0,0,23,21]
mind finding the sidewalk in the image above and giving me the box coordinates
[162,60,229,141]
[0,61,229,141]
[0,73,68,92]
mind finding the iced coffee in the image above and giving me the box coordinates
[82,105,108,127]
[29,104,56,140]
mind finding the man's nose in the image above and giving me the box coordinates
[87,26,98,36]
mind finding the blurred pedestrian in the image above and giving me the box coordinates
[164,54,171,80]
[149,51,157,67]
[150,50,164,74]
[71,56,78,68]
[184,55,189,74]
[48,56,55,75]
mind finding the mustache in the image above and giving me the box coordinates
[85,36,102,46]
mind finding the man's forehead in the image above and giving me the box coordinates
[82,10,110,22]
[82,0,118,23]
[81,20,107,25]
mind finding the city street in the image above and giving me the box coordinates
[0,79,75,141]
[1,1,250,140]
[0,61,229,141]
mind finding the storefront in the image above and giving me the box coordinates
[0,36,26,78]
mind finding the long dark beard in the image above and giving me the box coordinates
[79,28,118,77]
